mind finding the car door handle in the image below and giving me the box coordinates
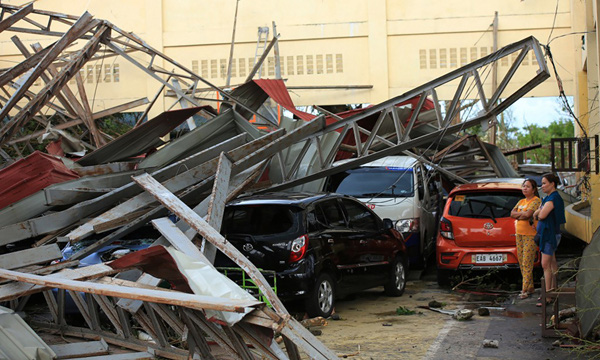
[359,240,368,245]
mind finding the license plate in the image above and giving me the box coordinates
[473,253,505,264]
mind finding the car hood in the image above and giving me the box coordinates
[357,197,415,221]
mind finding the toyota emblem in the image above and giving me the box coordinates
[242,243,253,252]
[483,222,494,230]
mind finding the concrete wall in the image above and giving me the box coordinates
[0,0,575,117]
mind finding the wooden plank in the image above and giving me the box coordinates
[179,309,215,360]
[143,303,168,347]
[67,290,94,329]
[150,218,208,263]
[0,4,33,33]
[0,264,117,301]
[204,152,232,263]
[222,326,254,360]
[183,309,238,359]
[0,244,62,270]
[0,12,95,140]
[115,273,161,314]
[92,294,124,336]
[92,98,149,120]
[131,172,285,315]
[0,268,262,312]
[93,209,151,234]
[148,303,185,336]
[67,352,154,360]
[75,71,104,146]
[43,290,59,323]
[50,339,109,359]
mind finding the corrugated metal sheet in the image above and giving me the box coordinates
[76,107,204,166]
[0,151,79,210]
[253,79,315,121]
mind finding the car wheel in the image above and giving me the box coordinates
[385,256,407,296]
[437,269,453,286]
[305,273,335,318]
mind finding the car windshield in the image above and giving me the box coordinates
[448,191,523,219]
[329,167,414,198]
[221,204,301,237]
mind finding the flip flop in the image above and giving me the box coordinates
[519,293,529,299]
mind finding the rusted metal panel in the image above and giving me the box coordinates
[76,107,202,166]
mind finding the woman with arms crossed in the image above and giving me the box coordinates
[511,178,541,299]
[533,173,566,306]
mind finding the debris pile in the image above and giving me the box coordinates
[0,3,553,359]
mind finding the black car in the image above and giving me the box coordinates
[217,192,408,317]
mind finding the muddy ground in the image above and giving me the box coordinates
[313,267,577,360]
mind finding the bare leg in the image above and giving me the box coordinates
[541,253,553,293]
[550,254,558,290]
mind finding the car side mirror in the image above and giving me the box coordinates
[383,218,393,231]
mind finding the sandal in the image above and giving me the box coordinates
[536,299,552,307]
[518,292,529,299]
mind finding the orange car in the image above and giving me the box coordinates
[436,181,541,285]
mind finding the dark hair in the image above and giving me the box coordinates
[523,178,540,198]
[542,173,560,189]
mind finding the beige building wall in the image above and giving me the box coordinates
[570,0,600,239]
[0,0,575,117]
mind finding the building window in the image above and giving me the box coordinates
[336,54,343,73]
[248,57,255,74]
[531,52,538,66]
[480,46,488,58]
[268,56,275,76]
[112,63,120,82]
[460,48,467,66]
[326,54,333,73]
[104,64,112,83]
[287,56,294,75]
[470,47,477,62]
[450,48,457,68]
[238,58,246,77]
[316,54,323,74]
[419,49,427,69]
[220,59,227,78]
[210,59,217,78]
[439,49,447,68]
[95,64,102,82]
[230,59,236,77]
[87,65,94,83]
[429,49,437,69]
[306,55,314,74]
[297,55,304,75]
[192,60,198,75]
[201,60,208,78]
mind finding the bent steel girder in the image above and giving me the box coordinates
[260,36,549,192]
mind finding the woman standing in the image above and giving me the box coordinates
[533,173,566,304]
[511,178,541,299]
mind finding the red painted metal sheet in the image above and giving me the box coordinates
[0,151,79,210]
[252,79,315,121]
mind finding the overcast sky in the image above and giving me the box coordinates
[507,96,571,130]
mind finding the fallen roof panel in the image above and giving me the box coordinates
[76,107,205,166]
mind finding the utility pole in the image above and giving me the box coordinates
[225,0,240,88]
[490,11,498,144]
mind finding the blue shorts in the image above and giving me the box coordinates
[540,234,561,255]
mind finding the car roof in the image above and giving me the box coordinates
[333,155,417,169]
[449,181,523,195]
[227,192,347,207]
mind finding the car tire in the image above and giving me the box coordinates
[384,256,407,296]
[437,269,453,286]
[305,273,335,318]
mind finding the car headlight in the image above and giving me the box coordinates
[395,218,419,233]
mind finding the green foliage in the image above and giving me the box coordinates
[98,113,133,138]
[396,306,416,315]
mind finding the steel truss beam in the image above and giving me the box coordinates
[258,36,549,192]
